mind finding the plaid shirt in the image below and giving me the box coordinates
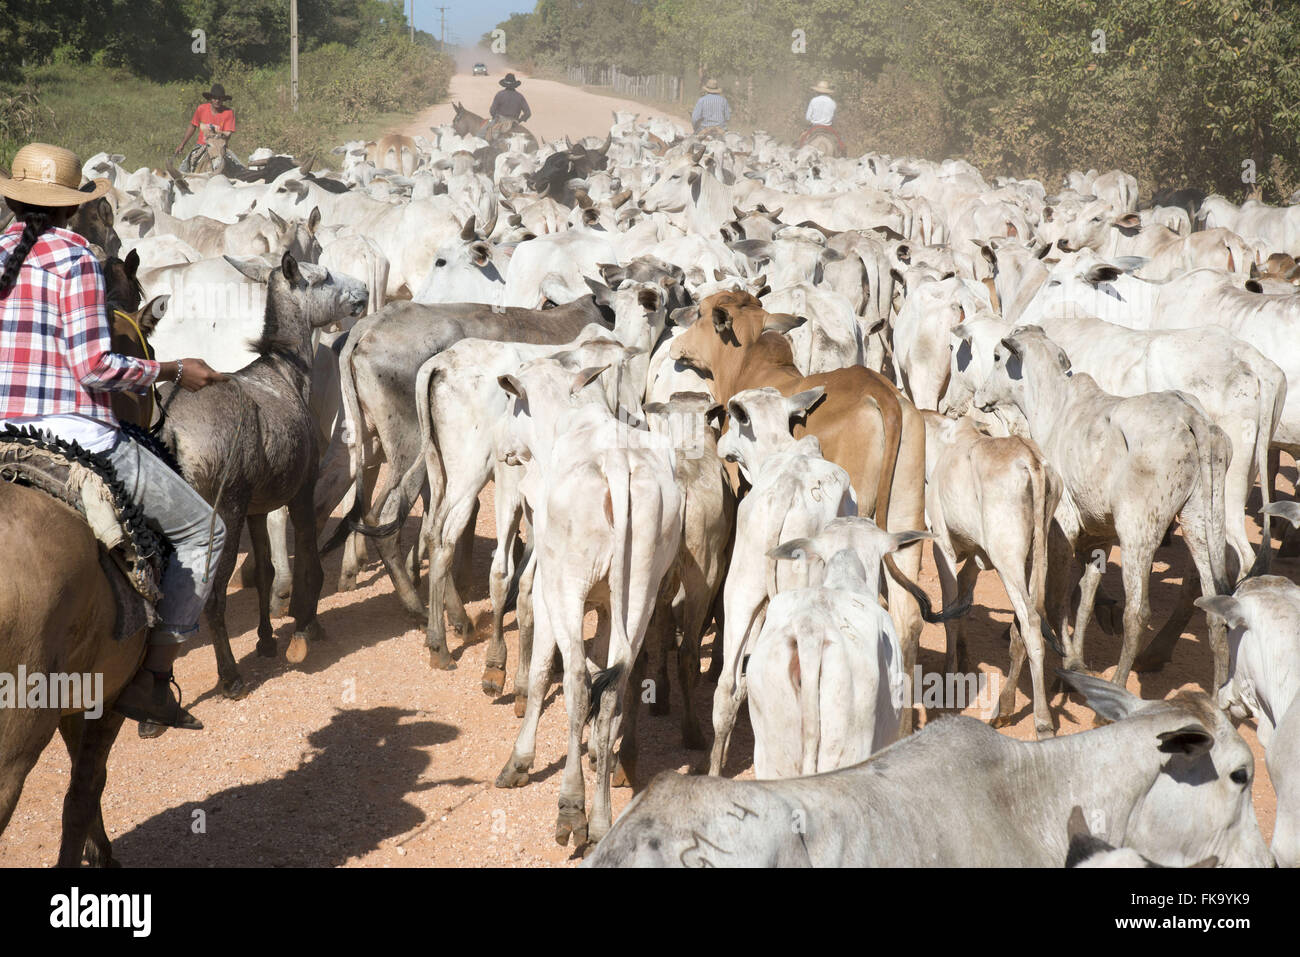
[0,222,160,429]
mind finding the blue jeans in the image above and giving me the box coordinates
[106,435,227,642]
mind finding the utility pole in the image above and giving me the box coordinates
[409,0,415,42]
[436,6,449,52]
[290,0,299,113]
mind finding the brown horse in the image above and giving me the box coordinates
[0,258,163,867]
[451,101,537,149]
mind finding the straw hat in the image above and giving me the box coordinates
[811,80,835,95]
[702,78,722,94]
[0,143,110,207]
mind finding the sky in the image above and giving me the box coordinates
[407,0,538,50]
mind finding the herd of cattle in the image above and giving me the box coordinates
[48,109,1300,867]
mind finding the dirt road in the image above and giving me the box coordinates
[0,71,1281,869]
[398,68,688,142]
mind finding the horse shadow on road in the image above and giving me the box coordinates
[110,706,457,866]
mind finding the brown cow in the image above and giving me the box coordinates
[670,290,932,732]
[365,134,419,176]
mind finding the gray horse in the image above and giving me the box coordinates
[160,252,367,697]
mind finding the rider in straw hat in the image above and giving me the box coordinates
[806,79,838,127]
[175,82,237,172]
[0,142,228,734]
[692,77,731,133]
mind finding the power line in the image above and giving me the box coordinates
[435,6,450,52]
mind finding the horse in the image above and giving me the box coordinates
[0,267,168,867]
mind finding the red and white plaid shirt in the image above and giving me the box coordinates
[0,221,160,430]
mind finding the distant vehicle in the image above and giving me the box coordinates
[472,63,488,76]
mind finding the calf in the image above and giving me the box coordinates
[1197,513,1300,868]
[494,347,682,850]
[748,524,917,778]
[709,387,856,774]
[922,412,1062,737]
[973,326,1232,690]
[585,672,1272,867]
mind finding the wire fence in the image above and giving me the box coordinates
[566,64,683,104]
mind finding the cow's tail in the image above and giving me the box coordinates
[1189,410,1231,596]
[321,328,369,554]
[349,361,439,540]
[1248,373,1287,576]
[1026,458,1067,657]
[883,552,970,622]
[595,457,634,724]
[793,614,824,777]
[867,390,902,532]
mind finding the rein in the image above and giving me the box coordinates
[113,308,158,424]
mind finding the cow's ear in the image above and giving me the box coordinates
[1156,724,1215,757]
[570,364,609,396]
[1114,212,1141,229]
[1084,264,1121,285]
[785,387,826,424]
[711,305,733,336]
[597,262,624,288]
[888,529,933,552]
[768,538,817,562]
[764,313,806,335]
[1194,596,1248,631]
[668,305,696,327]
[267,209,287,230]
[584,277,612,304]
[307,206,321,233]
[637,286,663,312]
[689,168,702,205]
[1245,279,1264,294]
[498,374,526,400]
[726,397,750,428]
[705,402,726,430]
[470,242,491,267]
[224,255,273,284]
[1261,500,1300,530]
[1056,669,1145,722]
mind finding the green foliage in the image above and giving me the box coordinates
[496,0,1300,200]
[0,33,451,171]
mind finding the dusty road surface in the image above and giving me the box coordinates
[0,70,1283,869]
[399,68,689,143]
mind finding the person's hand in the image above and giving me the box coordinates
[177,358,227,392]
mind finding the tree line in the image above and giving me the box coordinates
[0,0,424,82]
[492,0,1300,201]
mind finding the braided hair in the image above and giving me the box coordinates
[0,200,75,296]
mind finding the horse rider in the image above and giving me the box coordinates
[487,73,531,137]
[0,142,228,735]
[806,79,837,128]
[174,82,237,172]
[692,78,731,134]
[799,79,847,155]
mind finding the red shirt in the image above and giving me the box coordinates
[191,102,236,144]
[0,223,160,429]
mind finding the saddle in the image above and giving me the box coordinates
[0,426,172,641]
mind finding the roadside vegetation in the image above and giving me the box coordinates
[493,0,1300,202]
[1,1,451,170]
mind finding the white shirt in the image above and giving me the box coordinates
[806,95,837,126]
[0,414,118,453]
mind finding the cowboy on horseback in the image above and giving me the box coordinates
[799,79,846,156]
[174,83,237,173]
[0,143,227,734]
[692,78,731,135]
[486,73,531,138]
